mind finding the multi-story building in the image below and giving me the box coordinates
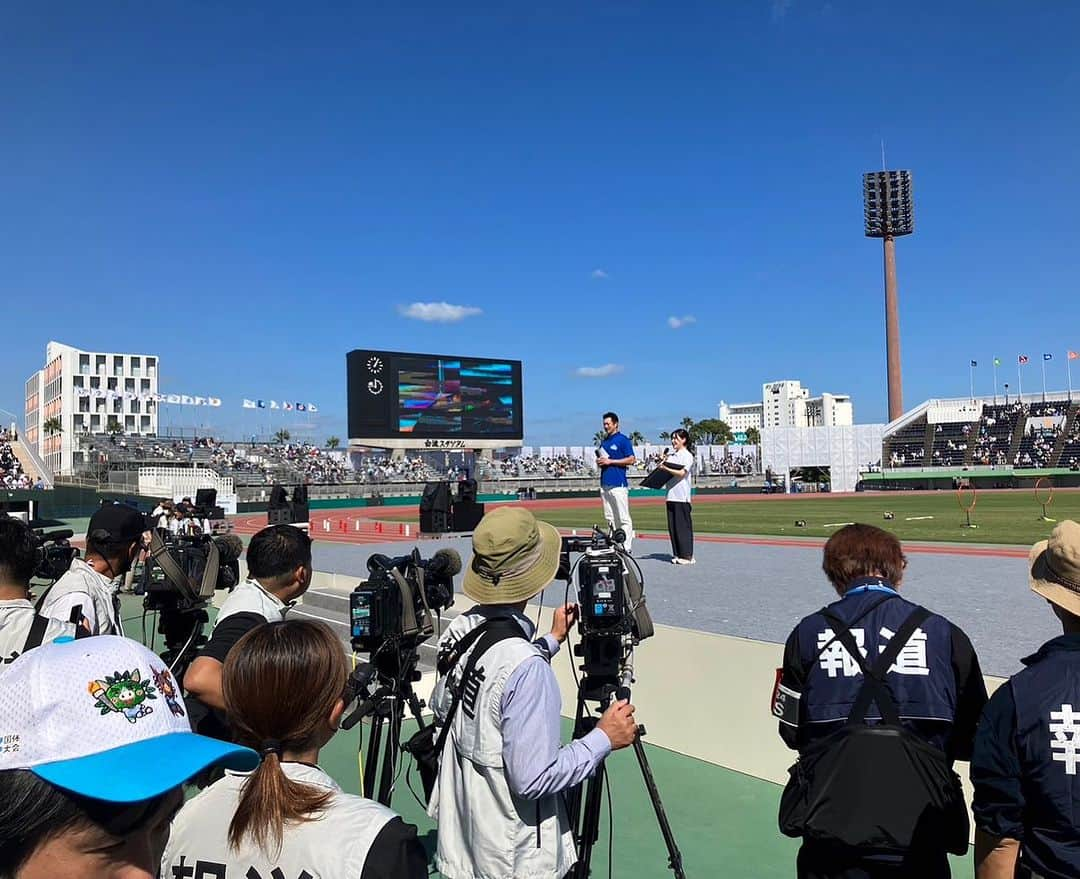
[25,341,159,475]
[719,380,853,433]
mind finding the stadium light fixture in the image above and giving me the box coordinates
[863,170,914,422]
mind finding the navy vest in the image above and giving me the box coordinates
[795,584,958,753]
[1009,636,1080,878]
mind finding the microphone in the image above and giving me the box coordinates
[429,548,462,577]
[212,533,245,563]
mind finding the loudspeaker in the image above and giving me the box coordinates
[452,500,485,533]
[195,488,217,509]
[457,478,478,504]
[420,481,451,513]
[268,508,292,526]
[290,500,309,524]
[420,509,452,534]
[269,484,289,509]
[293,484,309,505]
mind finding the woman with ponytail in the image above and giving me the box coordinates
[162,619,428,879]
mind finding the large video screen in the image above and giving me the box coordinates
[347,349,523,440]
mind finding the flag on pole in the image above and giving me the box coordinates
[970,360,977,367]
[283,402,294,411]
[308,403,318,413]
[296,403,307,412]
[1070,351,1080,361]
[243,399,257,409]
[257,400,266,409]
[269,400,280,409]
[208,398,222,407]
[993,357,1001,366]
[1044,353,1053,361]
[1019,355,1029,365]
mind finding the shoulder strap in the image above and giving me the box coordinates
[846,606,932,726]
[22,614,51,653]
[810,594,893,665]
[432,619,528,758]
[33,584,53,614]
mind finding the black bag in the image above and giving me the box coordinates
[778,605,970,856]
[403,617,526,803]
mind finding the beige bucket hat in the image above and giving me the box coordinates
[462,506,562,605]
[1029,519,1080,618]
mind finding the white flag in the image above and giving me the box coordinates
[242,399,257,409]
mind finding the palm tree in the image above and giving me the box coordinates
[42,416,62,435]
[658,430,671,442]
[592,430,607,446]
[106,417,123,436]
[325,436,340,449]
[274,428,291,444]
[629,430,645,445]
[680,416,695,431]
[745,426,761,446]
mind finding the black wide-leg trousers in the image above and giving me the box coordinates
[666,501,694,560]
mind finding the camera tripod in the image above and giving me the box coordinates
[567,657,686,879]
[154,604,210,685]
[341,643,428,807]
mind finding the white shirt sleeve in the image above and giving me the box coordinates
[43,591,97,631]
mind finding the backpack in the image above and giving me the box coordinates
[778,605,970,856]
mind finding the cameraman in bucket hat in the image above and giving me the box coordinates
[972,519,1080,879]
[427,506,638,879]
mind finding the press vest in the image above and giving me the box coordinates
[0,600,76,672]
[213,579,290,628]
[38,557,124,635]
[163,762,396,879]
[1008,638,1080,878]
[792,586,959,753]
[428,611,577,879]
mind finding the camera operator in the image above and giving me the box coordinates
[38,503,148,636]
[0,636,258,878]
[427,507,638,879]
[184,524,312,729]
[774,524,987,878]
[164,619,427,879]
[0,517,80,669]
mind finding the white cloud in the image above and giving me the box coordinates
[398,301,483,322]
[591,269,609,280]
[667,315,697,329]
[575,363,624,378]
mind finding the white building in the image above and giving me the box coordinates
[25,341,160,475]
[721,380,854,433]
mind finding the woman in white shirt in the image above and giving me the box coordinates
[660,428,695,564]
[162,619,428,879]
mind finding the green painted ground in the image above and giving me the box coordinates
[369,490,1080,546]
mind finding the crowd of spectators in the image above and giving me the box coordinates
[0,431,36,490]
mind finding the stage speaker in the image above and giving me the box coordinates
[268,508,292,526]
[420,481,452,514]
[195,488,217,509]
[457,478,478,504]
[269,484,289,509]
[420,509,452,534]
[293,484,309,505]
[290,499,310,524]
[451,500,485,533]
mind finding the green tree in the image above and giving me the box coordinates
[745,426,761,446]
[325,436,341,449]
[629,430,645,445]
[274,428,291,444]
[680,416,695,431]
[692,418,734,445]
[657,430,670,442]
[42,416,62,435]
[106,417,123,436]
[592,430,606,445]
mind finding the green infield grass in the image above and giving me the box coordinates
[373,489,1080,546]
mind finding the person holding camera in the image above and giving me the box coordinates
[0,636,258,878]
[659,428,695,565]
[598,411,636,552]
[0,517,80,670]
[184,524,312,732]
[774,524,987,878]
[971,520,1080,879]
[38,503,148,636]
[164,619,427,879]
[427,506,638,879]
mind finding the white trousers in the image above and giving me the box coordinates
[600,486,634,551]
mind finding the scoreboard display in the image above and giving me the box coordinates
[347,349,523,441]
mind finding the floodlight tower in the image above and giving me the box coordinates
[863,170,914,422]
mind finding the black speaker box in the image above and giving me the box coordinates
[269,484,289,509]
[452,500,485,533]
[420,481,452,514]
[268,507,293,526]
[195,488,217,509]
[457,478,478,504]
[290,501,309,524]
[420,509,452,534]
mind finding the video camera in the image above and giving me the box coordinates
[31,528,79,582]
[560,527,653,642]
[348,547,461,656]
[141,531,243,615]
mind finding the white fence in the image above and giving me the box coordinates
[138,467,238,514]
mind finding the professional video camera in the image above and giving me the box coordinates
[31,528,79,582]
[140,530,244,680]
[348,547,461,657]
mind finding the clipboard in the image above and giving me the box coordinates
[640,461,684,490]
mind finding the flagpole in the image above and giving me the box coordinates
[993,360,999,405]
[1069,355,1074,403]
[1018,359,1024,400]
[969,361,975,401]
[1041,357,1048,403]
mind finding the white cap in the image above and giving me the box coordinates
[0,636,257,802]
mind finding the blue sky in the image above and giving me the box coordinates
[3,2,1079,446]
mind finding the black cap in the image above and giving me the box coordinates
[88,504,148,544]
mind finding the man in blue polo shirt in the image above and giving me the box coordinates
[971,519,1080,879]
[597,411,636,552]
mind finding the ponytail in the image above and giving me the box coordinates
[228,751,334,854]
[221,620,349,855]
